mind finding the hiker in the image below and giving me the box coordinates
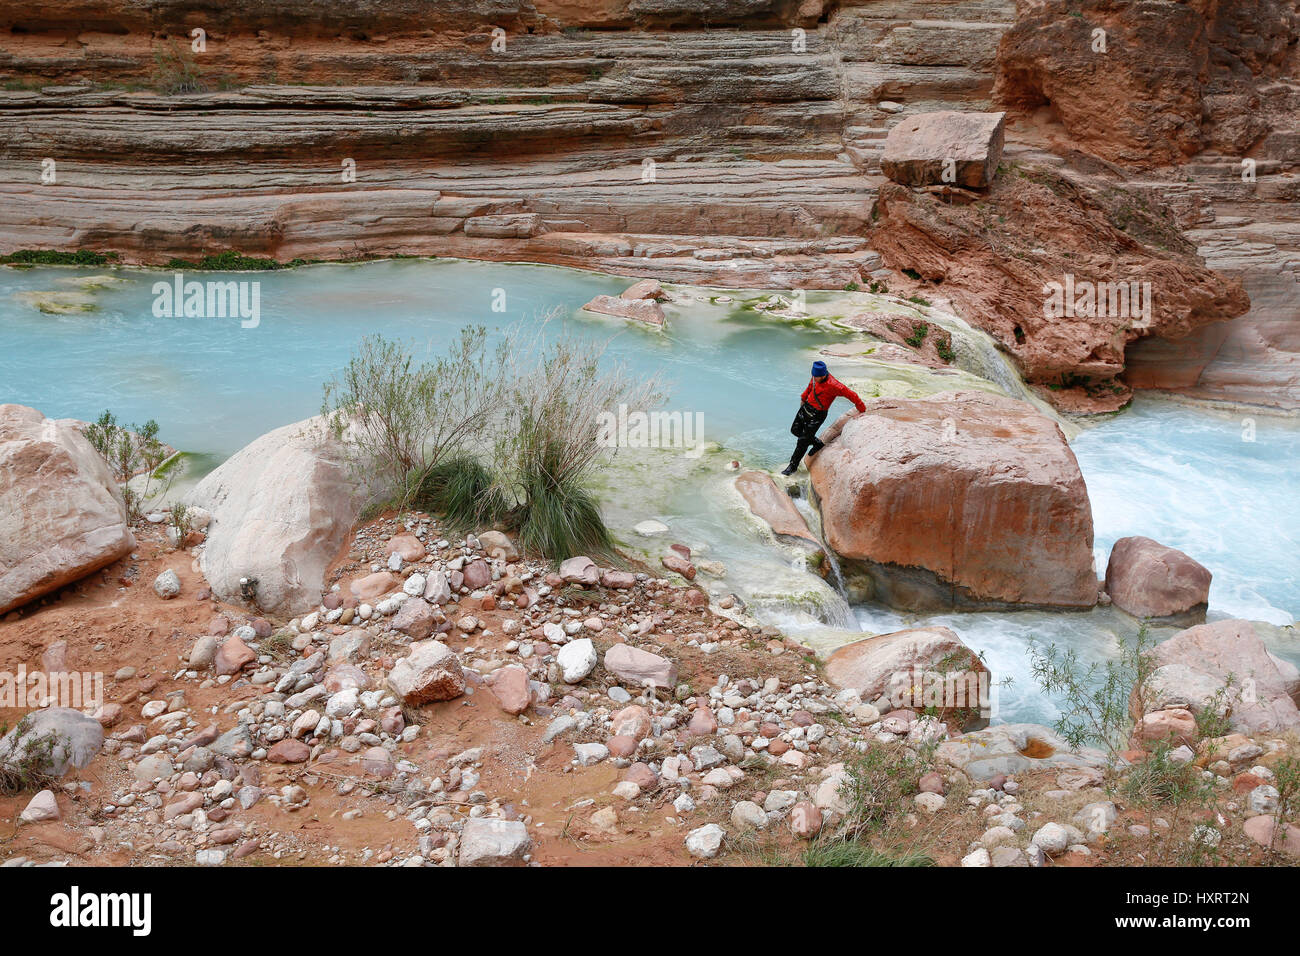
[781,360,866,476]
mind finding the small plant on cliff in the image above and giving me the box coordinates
[904,321,929,348]
[935,337,956,363]
[152,41,208,95]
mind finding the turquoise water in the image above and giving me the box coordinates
[0,259,845,461]
[4,258,1297,723]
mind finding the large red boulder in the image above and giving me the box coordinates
[808,391,1097,610]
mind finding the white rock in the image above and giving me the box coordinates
[685,823,726,859]
[153,569,181,599]
[556,638,597,683]
[459,817,531,867]
[19,789,60,824]
[730,800,767,830]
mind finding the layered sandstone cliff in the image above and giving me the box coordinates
[1,0,1296,410]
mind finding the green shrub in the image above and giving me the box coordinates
[0,249,115,266]
[83,411,168,520]
[1029,623,1155,762]
[321,329,504,505]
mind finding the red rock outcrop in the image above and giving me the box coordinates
[993,0,1300,168]
[869,162,1250,411]
[880,111,1006,188]
[808,390,1098,611]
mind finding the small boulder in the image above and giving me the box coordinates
[685,823,725,859]
[387,640,465,705]
[604,644,678,690]
[214,634,255,676]
[490,666,532,715]
[351,571,400,602]
[459,817,531,866]
[1105,536,1211,619]
[391,597,436,640]
[385,534,425,562]
[557,638,598,684]
[267,739,310,764]
[19,789,61,824]
[558,556,600,585]
[153,569,181,599]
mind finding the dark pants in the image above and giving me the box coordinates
[788,405,827,470]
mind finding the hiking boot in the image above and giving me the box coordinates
[780,464,797,477]
[806,439,825,458]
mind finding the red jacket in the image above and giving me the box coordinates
[801,374,866,413]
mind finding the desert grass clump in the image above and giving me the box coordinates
[492,320,664,562]
[412,453,509,530]
[323,316,664,563]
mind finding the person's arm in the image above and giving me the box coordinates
[832,378,867,413]
[801,381,813,406]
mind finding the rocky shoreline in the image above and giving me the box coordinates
[2,390,1297,868]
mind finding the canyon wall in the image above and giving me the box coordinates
[1,0,1296,409]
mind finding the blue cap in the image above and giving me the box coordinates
[811,360,828,377]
